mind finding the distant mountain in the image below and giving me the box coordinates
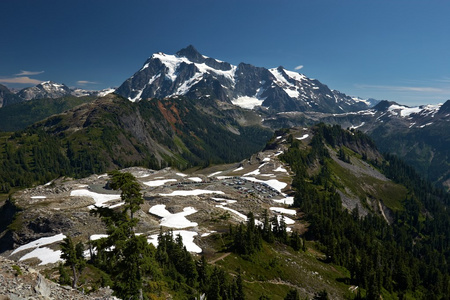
[0,84,22,107]
[116,45,370,113]
[1,82,115,106]
[314,100,450,190]
[17,81,73,100]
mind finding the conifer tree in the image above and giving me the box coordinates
[284,289,300,300]
[60,236,85,288]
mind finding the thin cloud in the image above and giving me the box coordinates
[0,76,42,85]
[15,70,44,76]
[356,84,448,94]
[77,80,98,86]
[294,65,304,70]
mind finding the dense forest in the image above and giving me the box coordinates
[280,124,450,299]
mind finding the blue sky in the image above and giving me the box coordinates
[1,0,449,106]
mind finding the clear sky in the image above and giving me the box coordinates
[1,0,449,106]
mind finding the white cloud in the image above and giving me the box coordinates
[294,65,304,70]
[356,84,448,94]
[77,80,98,86]
[0,76,42,84]
[15,70,44,76]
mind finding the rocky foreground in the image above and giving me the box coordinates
[0,256,116,300]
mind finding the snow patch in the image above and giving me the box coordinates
[143,179,177,187]
[272,196,294,205]
[242,177,287,194]
[296,134,309,140]
[231,96,264,109]
[11,233,66,255]
[148,230,201,253]
[19,247,62,266]
[208,171,222,177]
[149,204,198,229]
[70,189,121,210]
[274,166,287,173]
[270,207,297,215]
[188,177,203,182]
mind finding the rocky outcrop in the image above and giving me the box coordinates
[0,256,116,299]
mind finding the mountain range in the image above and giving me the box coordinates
[1,45,448,190]
[0,82,114,108]
[1,46,450,299]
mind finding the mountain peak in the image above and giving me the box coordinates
[176,45,204,63]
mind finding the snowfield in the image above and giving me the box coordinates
[149,204,198,228]
[70,189,121,209]
[19,247,62,266]
[11,233,66,255]
[231,96,264,109]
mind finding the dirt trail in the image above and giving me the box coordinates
[209,252,231,264]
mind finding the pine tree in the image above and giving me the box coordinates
[108,170,144,220]
[313,289,329,300]
[284,289,300,300]
[234,268,245,300]
[60,236,85,288]
[290,230,302,251]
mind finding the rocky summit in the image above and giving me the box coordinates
[115,45,370,113]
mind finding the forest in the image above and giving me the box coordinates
[280,124,450,299]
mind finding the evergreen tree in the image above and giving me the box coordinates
[313,289,329,300]
[284,289,300,300]
[108,170,144,220]
[234,268,245,300]
[60,236,85,288]
[58,262,71,286]
[290,230,302,251]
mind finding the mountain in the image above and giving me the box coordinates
[0,93,271,193]
[2,82,113,106]
[312,100,450,190]
[17,81,74,100]
[1,124,449,299]
[116,45,370,113]
[0,84,22,107]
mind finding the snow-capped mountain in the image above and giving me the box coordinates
[116,45,369,113]
[17,81,73,100]
[336,100,449,130]
[7,82,115,104]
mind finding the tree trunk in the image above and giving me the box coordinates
[71,265,78,288]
